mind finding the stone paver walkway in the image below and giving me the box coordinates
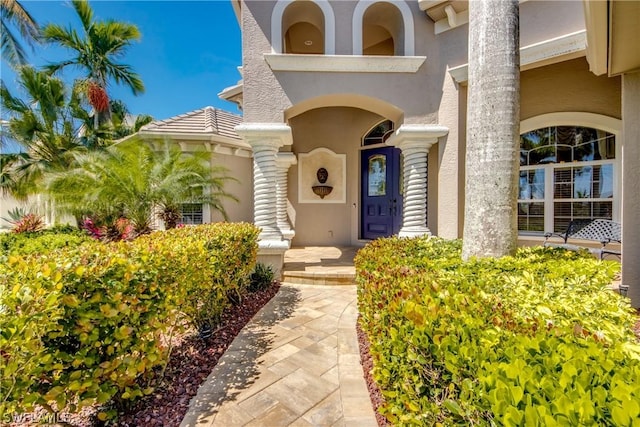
[180,283,377,427]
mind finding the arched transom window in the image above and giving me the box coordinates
[518,126,617,234]
[362,120,394,145]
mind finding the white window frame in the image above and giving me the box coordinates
[518,113,622,236]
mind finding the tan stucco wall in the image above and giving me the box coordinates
[622,72,640,307]
[210,153,254,223]
[520,1,585,47]
[241,0,468,125]
[521,58,621,121]
[288,106,384,246]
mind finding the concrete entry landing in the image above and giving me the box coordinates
[282,247,360,286]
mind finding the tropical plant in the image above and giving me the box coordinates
[248,262,275,292]
[462,0,520,260]
[46,139,237,235]
[0,66,87,199]
[10,212,44,233]
[1,0,39,67]
[108,99,153,139]
[41,0,144,128]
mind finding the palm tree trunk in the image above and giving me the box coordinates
[462,0,520,260]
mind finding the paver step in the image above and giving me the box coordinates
[281,270,356,286]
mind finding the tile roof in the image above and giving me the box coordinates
[140,106,242,140]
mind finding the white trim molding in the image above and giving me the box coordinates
[448,30,588,83]
[271,0,336,55]
[264,53,426,73]
[434,7,468,34]
[520,112,622,135]
[352,0,415,56]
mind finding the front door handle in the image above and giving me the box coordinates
[389,199,398,216]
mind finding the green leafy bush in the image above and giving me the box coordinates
[249,262,275,292]
[0,222,259,420]
[0,227,92,256]
[356,237,639,426]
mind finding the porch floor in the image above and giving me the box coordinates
[282,246,360,285]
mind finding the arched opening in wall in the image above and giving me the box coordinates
[362,2,403,56]
[282,1,324,54]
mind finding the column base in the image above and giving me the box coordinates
[257,238,290,280]
[281,228,295,241]
[398,227,432,238]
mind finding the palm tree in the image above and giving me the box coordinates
[47,140,237,235]
[41,0,144,128]
[462,0,520,260]
[0,66,86,199]
[1,0,39,67]
[108,99,153,139]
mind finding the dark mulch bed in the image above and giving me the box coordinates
[117,282,280,427]
[8,283,280,427]
[356,320,390,427]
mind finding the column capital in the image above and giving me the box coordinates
[276,152,298,168]
[386,124,449,151]
[235,123,293,149]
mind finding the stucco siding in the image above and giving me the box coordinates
[210,153,254,223]
[521,58,621,120]
[520,1,585,48]
[241,0,468,125]
[288,106,383,246]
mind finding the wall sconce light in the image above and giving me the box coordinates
[312,167,333,199]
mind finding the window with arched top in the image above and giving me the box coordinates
[362,120,394,145]
[352,0,415,56]
[518,125,618,234]
[282,1,325,54]
[362,3,403,56]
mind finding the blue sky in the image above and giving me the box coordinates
[2,0,243,122]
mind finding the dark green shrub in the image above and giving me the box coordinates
[249,262,275,292]
[356,237,638,426]
[0,222,259,421]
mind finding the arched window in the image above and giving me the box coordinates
[518,125,617,234]
[283,1,324,54]
[352,0,415,56]
[362,120,394,146]
[362,3,402,55]
[271,0,336,55]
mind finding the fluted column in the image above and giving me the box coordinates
[387,124,449,238]
[235,123,293,251]
[275,153,297,241]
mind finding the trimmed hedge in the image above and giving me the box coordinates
[0,223,259,420]
[0,226,92,257]
[356,237,639,426]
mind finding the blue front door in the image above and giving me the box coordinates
[361,147,402,239]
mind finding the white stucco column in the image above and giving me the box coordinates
[235,123,293,257]
[622,72,640,308]
[275,152,297,241]
[387,124,449,238]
